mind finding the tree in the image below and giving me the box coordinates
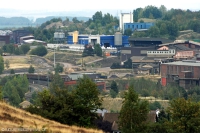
[72,75,103,127]
[72,17,80,23]
[94,44,102,57]
[0,86,2,101]
[110,62,121,69]
[159,5,167,16]
[143,5,162,19]
[0,56,4,74]
[2,75,29,106]
[20,44,30,54]
[30,45,47,56]
[110,89,117,98]
[49,73,66,94]
[148,26,160,37]
[27,75,102,128]
[54,63,63,73]
[123,58,132,68]
[10,69,15,74]
[133,10,139,22]
[4,59,9,69]
[124,28,132,36]
[82,45,94,57]
[167,98,200,133]
[118,86,149,133]
[159,23,168,35]
[111,81,118,94]
[28,65,35,73]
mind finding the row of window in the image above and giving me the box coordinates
[147,51,174,54]
[127,25,142,29]
[167,66,194,73]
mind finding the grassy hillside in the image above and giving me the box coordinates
[0,102,103,133]
[177,31,200,40]
[102,97,169,112]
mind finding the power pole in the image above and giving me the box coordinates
[54,45,56,68]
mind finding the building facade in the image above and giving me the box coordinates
[124,22,154,32]
[12,30,31,44]
[119,12,133,33]
[0,35,10,45]
[67,34,129,47]
[161,60,200,89]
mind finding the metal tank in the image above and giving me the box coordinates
[114,32,122,46]
[54,32,59,38]
[59,32,65,38]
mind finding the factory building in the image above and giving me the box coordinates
[161,60,200,89]
[0,35,10,45]
[119,12,154,33]
[12,30,31,44]
[67,31,129,47]
[54,31,66,43]
[124,22,154,32]
[119,12,133,33]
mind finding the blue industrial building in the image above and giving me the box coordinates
[67,34,129,47]
[124,22,154,32]
[100,36,114,47]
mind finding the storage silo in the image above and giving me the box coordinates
[73,31,79,44]
[54,32,59,38]
[61,32,65,38]
[114,32,122,46]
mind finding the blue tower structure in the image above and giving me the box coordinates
[67,36,73,44]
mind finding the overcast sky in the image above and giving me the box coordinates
[0,0,199,11]
[0,0,199,18]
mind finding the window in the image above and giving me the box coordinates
[132,25,134,28]
[141,25,142,29]
[128,25,130,28]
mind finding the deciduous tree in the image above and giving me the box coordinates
[167,98,200,133]
[0,56,4,74]
[118,86,149,133]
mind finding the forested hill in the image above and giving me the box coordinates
[0,16,91,26]
[0,17,31,25]
[35,16,90,24]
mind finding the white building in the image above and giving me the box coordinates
[119,12,133,33]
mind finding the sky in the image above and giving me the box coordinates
[0,0,199,17]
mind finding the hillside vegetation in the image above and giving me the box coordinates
[0,102,103,133]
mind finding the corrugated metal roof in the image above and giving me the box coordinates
[162,61,200,66]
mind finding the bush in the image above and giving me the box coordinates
[149,101,161,110]
[30,45,47,56]
[28,65,35,73]
[10,69,15,74]
[110,62,121,69]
